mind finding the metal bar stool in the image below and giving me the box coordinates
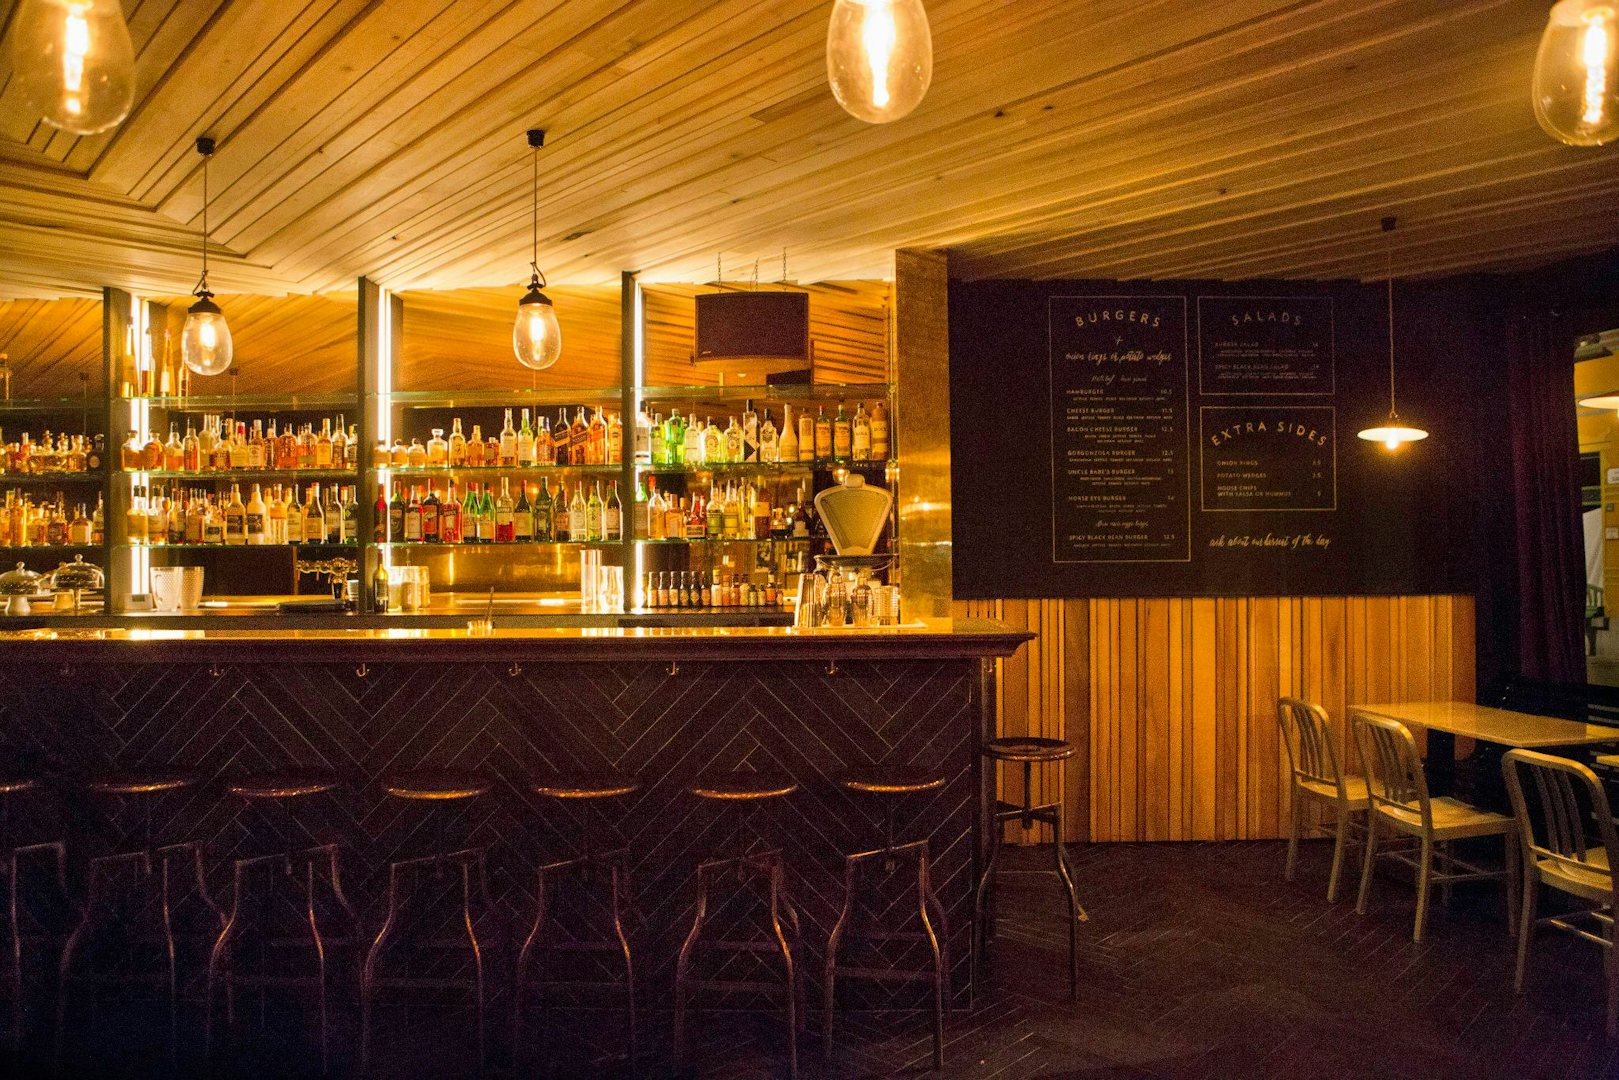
[973,737,1087,1001]
[3,775,60,1055]
[57,771,220,1070]
[361,770,495,1079]
[207,771,356,1073]
[514,770,639,1077]
[674,771,804,1080]
[825,766,949,1073]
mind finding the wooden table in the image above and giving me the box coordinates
[1355,701,1619,798]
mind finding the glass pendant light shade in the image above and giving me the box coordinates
[1533,0,1619,145]
[1357,416,1429,451]
[181,295,233,377]
[826,0,933,123]
[513,285,562,371]
[8,0,135,135]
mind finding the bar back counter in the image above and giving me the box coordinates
[0,619,1028,1036]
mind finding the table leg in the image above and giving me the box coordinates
[1425,729,1456,797]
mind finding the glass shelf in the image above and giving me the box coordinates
[120,542,359,551]
[634,537,795,545]
[636,460,888,474]
[638,383,889,404]
[375,540,619,549]
[0,397,103,415]
[0,544,101,553]
[371,464,622,476]
[378,387,623,409]
[0,472,106,483]
[124,469,357,482]
[120,392,359,411]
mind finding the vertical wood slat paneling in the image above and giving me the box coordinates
[957,594,1476,842]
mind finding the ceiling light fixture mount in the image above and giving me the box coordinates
[513,128,562,371]
[181,136,233,378]
[1357,216,1429,452]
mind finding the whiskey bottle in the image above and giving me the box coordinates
[534,479,554,542]
[517,408,535,466]
[245,483,267,545]
[513,482,533,543]
[569,483,588,541]
[440,481,462,543]
[224,483,246,545]
[448,418,467,466]
[402,486,422,543]
[798,407,815,463]
[500,408,518,467]
[778,405,797,464]
[852,403,871,462]
[422,486,441,543]
[832,402,852,462]
[870,400,889,460]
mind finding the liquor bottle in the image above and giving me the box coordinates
[686,493,704,541]
[244,421,263,469]
[467,425,486,467]
[797,407,815,463]
[343,486,358,543]
[870,400,889,460]
[723,484,742,538]
[286,486,304,544]
[92,494,106,545]
[724,415,743,463]
[607,410,623,465]
[402,486,422,542]
[461,482,480,544]
[531,414,550,466]
[665,493,685,542]
[499,408,518,467]
[224,483,246,544]
[758,409,778,464]
[513,482,533,542]
[427,427,448,467]
[371,560,390,613]
[605,481,622,541]
[279,423,299,470]
[389,483,405,542]
[635,407,652,464]
[244,483,267,545]
[706,489,723,539]
[494,478,515,542]
[778,405,797,464]
[569,407,589,466]
[333,420,349,470]
[533,478,553,542]
[645,484,664,541]
[569,483,588,541]
[832,402,851,462]
[476,483,496,543]
[142,429,163,471]
[374,484,389,542]
[649,412,665,465]
[517,408,535,466]
[69,503,91,545]
[741,400,759,462]
[666,410,686,465]
[305,484,326,543]
[164,426,184,470]
[752,486,771,539]
[266,485,286,543]
[202,497,225,545]
[684,416,703,465]
[448,418,467,466]
[852,402,871,463]
[421,485,441,543]
[588,408,607,466]
[633,478,649,539]
[586,482,604,542]
[407,437,427,469]
[440,481,462,544]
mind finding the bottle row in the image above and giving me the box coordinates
[642,570,785,610]
[638,478,817,542]
[643,400,888,467]
[126,483,360,547]
[0,491,102,547]
[382,479,623,544]
[0,431,106,476]
[121,415,360,473]
[380,408,621,469]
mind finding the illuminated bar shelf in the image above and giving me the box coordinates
[374,540,620,549]
[373,465,621,477]
[636,460,888,475]
[380,387,622,409]
[0,472,106,483]
[126,469,357,482]
[119,542,360,551]
[639,382,889,403]
[0,397,102,415]
[120,393,359,411]
[0,544,101,553]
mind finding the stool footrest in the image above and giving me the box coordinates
[682,978,794,995]
[833,965,938,983]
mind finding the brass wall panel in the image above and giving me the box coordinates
[894,249,952,619]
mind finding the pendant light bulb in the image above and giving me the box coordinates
[181,136,232,378]
[7,0,135,135]
[826,0,933,124]
[1357,217,1428,452]
[514,128,561,371]
[1533,0,1619,145]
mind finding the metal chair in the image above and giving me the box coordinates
[674,771,803,1080]
[1352,710,1519,943]
[361,771,495,1078]
[206,771,357,1073]
[1278,697,1370,902]
[973,736,1086,1000]
[1502,748,1619,1036]
[514,771,639,1077]
[2,775,61,1055]
[825,766,948,1073]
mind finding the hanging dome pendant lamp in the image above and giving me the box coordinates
[513,128,562,371]
[1357,216,1429,452]
[181,136,233,378]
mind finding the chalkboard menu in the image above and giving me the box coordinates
[951,278,1477,598]
[1049,297,1189,562]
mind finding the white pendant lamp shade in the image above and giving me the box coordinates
[181,136,233,378]
[513,128,561,371]
[1357,216,1428,452]
[8,0,135,135]
[1533,0,1619,146]
[826,0,933,123]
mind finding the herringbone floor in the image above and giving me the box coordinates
[13,839,1619,1079]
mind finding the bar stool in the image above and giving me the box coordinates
[207,771,357,1073]
[973,737,1086,1001]
[825,766,949,1073]
[514,770,639,1076]
[674,771,803,1080]
[57,770,219,1069]
[361,770,495,1078]
[3,775,59,1054]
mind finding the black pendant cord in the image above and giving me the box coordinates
[527,131,546,291]
[1387,245,1396,416]
[193,138,214,299]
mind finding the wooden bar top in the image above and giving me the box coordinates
[1355,701,1619,749]
[0,617,1033,664]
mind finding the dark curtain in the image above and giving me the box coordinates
[1504,308,1586,683]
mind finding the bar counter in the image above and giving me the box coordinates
[0,617,1030,1007]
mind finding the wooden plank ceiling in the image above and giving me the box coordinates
[0,0,1613,301]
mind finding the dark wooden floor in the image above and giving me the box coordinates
[13,839,1619,1079]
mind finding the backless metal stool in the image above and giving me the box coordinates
[207,771,357,1073]
[825,766,949,1072]
[973,737,1087,1001]
[3,775,64,1055]
[514,771,639,1077]
[361,771,495,1079]
[57,771,220,1069]
[674,771,803,1080]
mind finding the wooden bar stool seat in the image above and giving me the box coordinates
[515,771,641,1075]
[0,776,39,796]
[974,737,1086,1001]
[84,771,196,798]
[826,766,950,1072]
[225,772,341,800]
[675,772,804,1079]
[381,770,492,801]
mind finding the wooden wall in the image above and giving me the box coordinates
[956,595,1476,843]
